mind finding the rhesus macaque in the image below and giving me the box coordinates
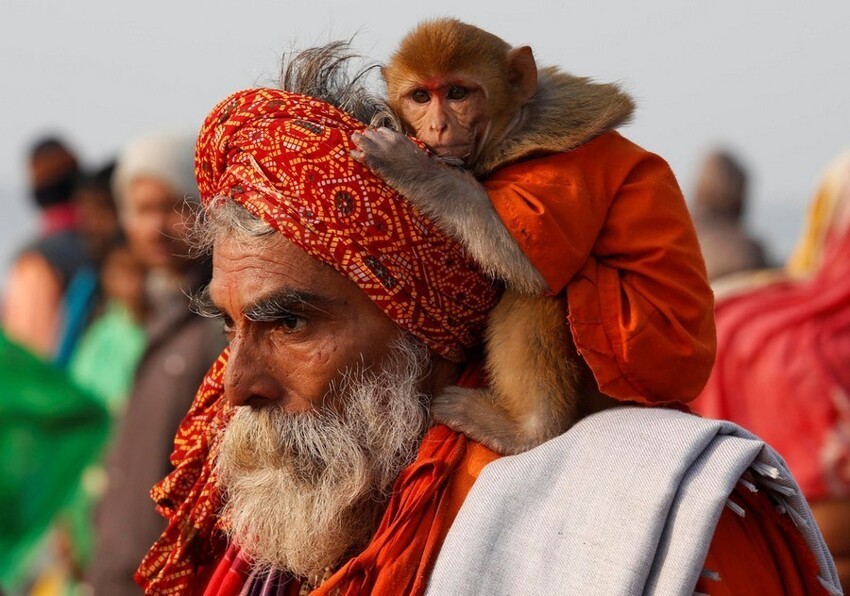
[351,19,638,454]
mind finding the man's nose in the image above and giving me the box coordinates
[224,336,281,407]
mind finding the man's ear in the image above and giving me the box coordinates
[507,46,538,104]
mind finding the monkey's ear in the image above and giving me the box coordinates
[381,65,399,101]
[507,46,538,103]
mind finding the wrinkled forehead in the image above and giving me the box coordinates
[209,229,397,332]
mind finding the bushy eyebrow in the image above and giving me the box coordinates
[188,286,221,319]
[188,285,333,321]
[243,289,332,322]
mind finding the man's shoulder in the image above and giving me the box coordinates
[428,407,839,595]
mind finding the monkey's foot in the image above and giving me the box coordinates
[431,386,533,455]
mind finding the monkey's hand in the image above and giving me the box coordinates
[351,127,448,198]
[351,127,485,227]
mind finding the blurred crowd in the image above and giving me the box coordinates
[0,129,847,593]
[0,134,224,594]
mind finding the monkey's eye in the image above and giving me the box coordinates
[447,85,470,100]
[410,89,431,103]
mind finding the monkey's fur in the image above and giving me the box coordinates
[354,20,635,454]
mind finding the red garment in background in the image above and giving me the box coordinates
[693,232,850,500]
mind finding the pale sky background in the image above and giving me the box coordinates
[1,1,848,285]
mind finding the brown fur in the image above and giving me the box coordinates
[432,291,584,454]
[384,19,512,103]
[474,66,635,177]
[372,20,636,454]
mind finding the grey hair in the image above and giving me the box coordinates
[189,197,275,255]
[279,40,400,130]
[190,41,401,253]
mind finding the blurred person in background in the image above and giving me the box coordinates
[54,161,122,367]
[693,150,850,591]
[75,162,121,267]
[46,238,149,591]
[69,237,147,413]
[1,157,126,595]
[87,133,225,596]
[690,149,769,282]
[1,137,89,356]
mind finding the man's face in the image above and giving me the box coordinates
[208,231,405,412]
[210,228,431,577]
[122,176,191,271]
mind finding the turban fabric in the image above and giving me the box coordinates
[195,88,500,362]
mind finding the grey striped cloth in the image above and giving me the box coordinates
[426,406,842,595]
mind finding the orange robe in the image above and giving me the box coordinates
[485,131,716,404]
[698,485,828,594]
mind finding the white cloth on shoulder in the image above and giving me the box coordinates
[426,406,841,596]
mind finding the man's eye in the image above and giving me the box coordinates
[447,86,470,100]
[222,315,234,336]
[279,315,307,332]
[410,89,430,104]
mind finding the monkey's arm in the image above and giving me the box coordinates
[351,128,547,294]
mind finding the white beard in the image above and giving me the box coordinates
[214,336,430,581]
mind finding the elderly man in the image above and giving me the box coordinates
[136,47,840,595]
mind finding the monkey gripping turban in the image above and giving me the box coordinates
[195,88,499,361]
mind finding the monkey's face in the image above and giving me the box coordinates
[395,76,494,165]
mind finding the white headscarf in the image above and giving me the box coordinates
[112,132,198,210]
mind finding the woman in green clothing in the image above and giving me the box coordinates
[70,240,147,412]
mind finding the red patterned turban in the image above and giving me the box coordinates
[195,88,499,362]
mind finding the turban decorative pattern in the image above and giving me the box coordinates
[195,87,500,362]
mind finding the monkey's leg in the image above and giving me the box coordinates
[432,291,583,455]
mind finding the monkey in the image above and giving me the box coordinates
[351,19,713,454]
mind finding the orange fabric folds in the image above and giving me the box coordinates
[485,131,716,404]
[135,350,233,594]
[313,427,497,596]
